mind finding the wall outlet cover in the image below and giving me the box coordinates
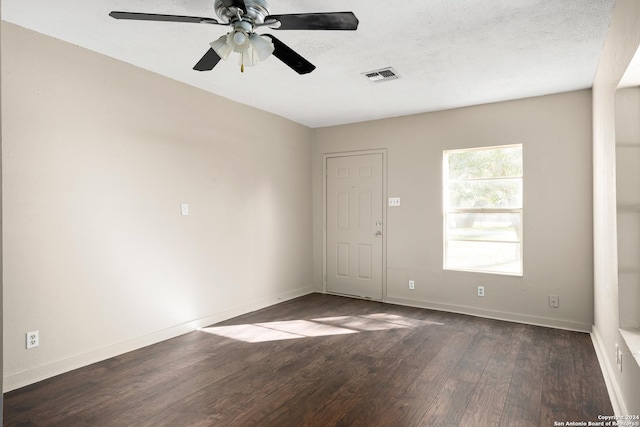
[26,330,39,349]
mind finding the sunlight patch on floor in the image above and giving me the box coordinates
[200,324,305,343]
[200,313,443,343]
[312,316,408,331]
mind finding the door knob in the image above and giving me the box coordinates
[375,231,382,237]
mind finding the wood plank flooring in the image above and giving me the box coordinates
[4,293,613,426]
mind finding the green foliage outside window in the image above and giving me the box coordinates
[446,146,522,209]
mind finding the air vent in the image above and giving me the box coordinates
[363,67,400,83]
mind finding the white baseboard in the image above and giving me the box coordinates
[4,286,314,393]
[384,296,592,332]
[591,325,627,416]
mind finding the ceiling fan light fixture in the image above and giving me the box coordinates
[239,48,260,68]
[211,30,273,70]
[249,33,275,61]
[236,41,272,68]
[229,29,251,53]
[210,34,233,60]
[233,30,247,46]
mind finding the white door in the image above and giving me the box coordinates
[326,153,383,299]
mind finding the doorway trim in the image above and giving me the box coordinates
[322,149,388,301]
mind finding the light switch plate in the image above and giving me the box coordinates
[388,197,401,207]
[180,203,189,216]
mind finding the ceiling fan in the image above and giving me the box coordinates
[109,0,359,74]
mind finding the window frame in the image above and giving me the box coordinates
[442,144,523,276]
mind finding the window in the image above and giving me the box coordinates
[443,144,523,275]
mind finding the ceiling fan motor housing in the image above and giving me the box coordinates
[214,0,270,25]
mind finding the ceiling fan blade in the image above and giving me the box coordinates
[109,11,221,25]
[265,12,359,30]
[220,0,247,14]
[263,35,315,75]
[193,48,222,71]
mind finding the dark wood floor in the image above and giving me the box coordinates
[4,293,613,427]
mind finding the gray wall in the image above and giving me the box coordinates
[2,23,313,390]
[313,90,594,331]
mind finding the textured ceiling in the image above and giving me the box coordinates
[2,0,615,128]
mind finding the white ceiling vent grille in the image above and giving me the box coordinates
[363,67,400,83]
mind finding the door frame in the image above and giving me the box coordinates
[322,149,388,301]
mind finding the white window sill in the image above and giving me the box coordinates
[620,327,640,368]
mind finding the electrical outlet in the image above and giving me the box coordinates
[26,331,39,349]
[388,197,401,207]
[549,295,560,308]
[408,280,415,290]
[477,286,485,297]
